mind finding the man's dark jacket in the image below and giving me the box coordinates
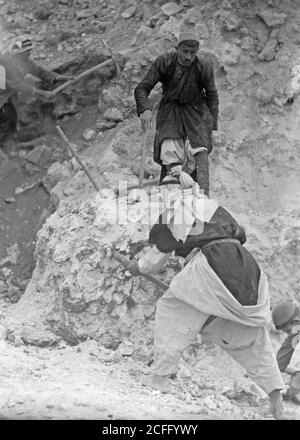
[134,52,219,164]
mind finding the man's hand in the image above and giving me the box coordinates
[126,261,140,276]
[54,73,75,82]
[140,109,152,132]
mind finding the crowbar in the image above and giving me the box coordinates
[56,125,101,192]
[139,128,149,188]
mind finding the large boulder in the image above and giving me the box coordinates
[4,195,169,354]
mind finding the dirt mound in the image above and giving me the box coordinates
[4,194,163,351]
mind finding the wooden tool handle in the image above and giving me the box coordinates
[56,125,101,192]
[113,252,169,291]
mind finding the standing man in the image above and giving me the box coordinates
[134,31,219,196]
[0,38,72,158]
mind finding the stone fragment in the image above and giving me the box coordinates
[257,9,287,27]
[25,145,52,167]
[103,108,124,123]
[4,197,16,204]
[76,10,91,20]
[161,2,183,16]
[63,170,95,196]
[52,94,78,118]
[42,162,72,193]
[218,10,240,31]
[0,280,8,295]
[146,13,163,28]
[224,381,268,406]
[158,16,183,39]
[289,65,300,98]
[183,7,202,25]
[121,5,136,19]
[131,25,153,45]
[258,29,279,61]
[15,180,41,195]
[82,128,96,141]
[118,340,134,356]
[24,162,40,176]
[50,181,66,208]
[34,6,52,20]
[97,120,117,131]
[220,42,241,65]
[0,244,20,267]
[202,396,218,410]
[6,285,20,302]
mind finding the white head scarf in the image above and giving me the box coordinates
[161,172,218,242]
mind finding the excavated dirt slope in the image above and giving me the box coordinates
[0,0,299,420]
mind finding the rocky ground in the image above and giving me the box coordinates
[0,0,300,421]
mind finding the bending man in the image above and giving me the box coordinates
[128,162,285,419]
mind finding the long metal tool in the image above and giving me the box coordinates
[56,125,101,192]
[113,252,169,291]
[138,128,149,188]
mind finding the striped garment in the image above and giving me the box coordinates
[134,51,219,165]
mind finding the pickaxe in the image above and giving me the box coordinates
[113,252,169,292]
[50,45,121,97]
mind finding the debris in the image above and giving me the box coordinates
[15,137,46,150]
[4,197,16,204]
[82,128,96,141]
[224,381,268,407]
[258,29,279,62]
[103,108,124,123]
[97,120,117,131]
[25,145,52,167]
[42,162,72,193]
[0,281,8,295]
[34,6,52,20]
[202,396,218,410]
[0,244,20,267]
[121,5,137,19]
[52,94,78,117]
[257,9,287,27]
[15,180,41,195]
[24,162,40,176]
[118,340,134,356]
[161,2,183,16]
[76,10,91,20]
[132,25,153,45]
